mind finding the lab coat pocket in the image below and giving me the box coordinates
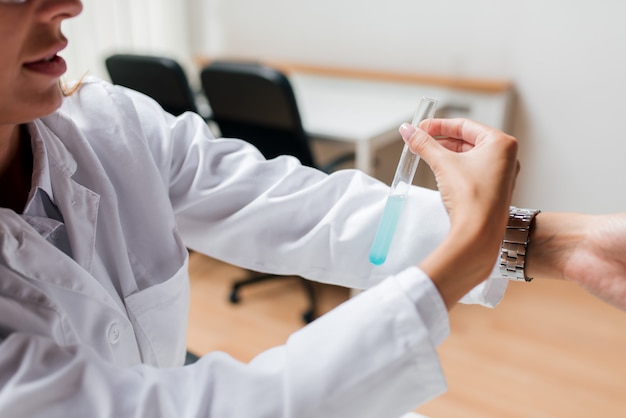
[124,258,190,368]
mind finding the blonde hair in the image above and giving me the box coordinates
[59,74,87,96]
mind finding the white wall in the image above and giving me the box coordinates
[63,0,626,214]
[62,0,196,87]
[195,0,626,214]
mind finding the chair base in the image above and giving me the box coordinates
[229,273,317,324]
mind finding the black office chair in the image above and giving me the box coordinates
[105,53,207,118]
[200,60,355,324]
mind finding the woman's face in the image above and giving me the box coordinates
[0,0,82,126]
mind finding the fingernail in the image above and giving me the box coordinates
[399,123,416,141]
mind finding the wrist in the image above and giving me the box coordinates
[525,212,588,280]
[422,225,503,310]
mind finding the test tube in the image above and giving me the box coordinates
[368,97,439,265]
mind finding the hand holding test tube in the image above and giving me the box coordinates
[368,97,439,265]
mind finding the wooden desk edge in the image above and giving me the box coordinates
[195,55,513,94]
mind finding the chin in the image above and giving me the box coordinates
[36,87,65,117]
[11,81,70,123]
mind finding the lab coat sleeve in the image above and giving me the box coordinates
[118,84,506,306]
[0,268,448,418]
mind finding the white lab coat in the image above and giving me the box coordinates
[0,77,507,417]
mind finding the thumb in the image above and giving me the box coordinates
[398,123,443,163]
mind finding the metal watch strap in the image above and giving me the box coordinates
[500,206,541,282]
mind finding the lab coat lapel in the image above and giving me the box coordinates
[30,120,100,273]
[51,166,100,273]
[0,209,121,312]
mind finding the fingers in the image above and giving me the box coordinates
[398,123,444,162]
[414,118,518,158]
[399,118,519,172]
[399,119,476,157]
[419,118,494,146]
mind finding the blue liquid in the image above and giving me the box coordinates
[369,195,407,265]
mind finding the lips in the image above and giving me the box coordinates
[23,54,68,78]
[23,37,69,78]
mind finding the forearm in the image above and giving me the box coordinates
[0,273,448,418]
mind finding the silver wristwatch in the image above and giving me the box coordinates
[500,206,541,282]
